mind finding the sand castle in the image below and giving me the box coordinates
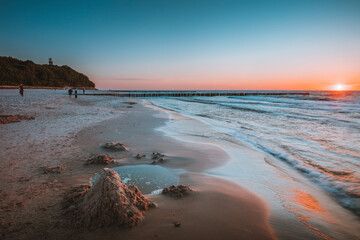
[85,154,115,165]
[0,115,34,124]
[63,168,150,229]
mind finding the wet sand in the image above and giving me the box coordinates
[69,174,273,240]
[0,92,275,239]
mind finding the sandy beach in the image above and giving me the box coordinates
[0,90,275,240]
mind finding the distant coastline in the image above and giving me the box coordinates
[0,56,96,88]
[0,85,97,90]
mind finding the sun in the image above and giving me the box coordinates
[333,84,345,91]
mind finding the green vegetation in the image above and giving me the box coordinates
[0,56,95,88]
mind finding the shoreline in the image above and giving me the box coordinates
[0,91,275,239]
[147,97,360,240]
[67,99,276,239]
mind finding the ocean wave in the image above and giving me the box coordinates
[302,96,333,101]
[150,92,360,216]
[257,145,360,216]
[205,124,360,216]
[305,161,355,177]
[301,91,360,103]
[196,114,212,118]
[177,98,273,114]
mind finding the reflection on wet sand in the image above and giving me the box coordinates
[279,189,335,240]
[294,190,325,214]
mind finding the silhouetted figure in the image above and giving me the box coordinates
[82,87,85,94]
[19,84,24,97]
[75,89,78,98]
[68,88,73,96]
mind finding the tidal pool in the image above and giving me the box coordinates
[92,165,181,194]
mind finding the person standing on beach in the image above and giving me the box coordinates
[82,87,85,94]
[19,84,24,97]
[75,89,78,98]
[68,88,73,97]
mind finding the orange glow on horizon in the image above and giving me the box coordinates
[331,84,352,91]
[92,74,360,91]
[333,84,345,91]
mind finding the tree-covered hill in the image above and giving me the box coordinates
[0,56,95,88]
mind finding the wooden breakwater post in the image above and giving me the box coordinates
[81,91,310,98]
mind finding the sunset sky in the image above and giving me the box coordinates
[1,0,359,90]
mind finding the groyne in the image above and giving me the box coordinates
[82,91,309,98]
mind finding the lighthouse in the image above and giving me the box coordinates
[49,58,53,65]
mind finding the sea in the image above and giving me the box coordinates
[149,91,360,240]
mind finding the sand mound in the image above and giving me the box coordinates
[124,102,137,105]
[152,152,165,159]
[162,185,193,198]
[85,154,114,165]
[41,165,64,174]
[0,115,34,124]
[135,153,146,159]
[63,168,149,229]
[102,142,128,151]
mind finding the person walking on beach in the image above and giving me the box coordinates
[82,87,85,94]
[68,88,73,97]
[19,84,24,97]
[75,89,78,98]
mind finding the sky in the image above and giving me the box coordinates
[0,0,359,90]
